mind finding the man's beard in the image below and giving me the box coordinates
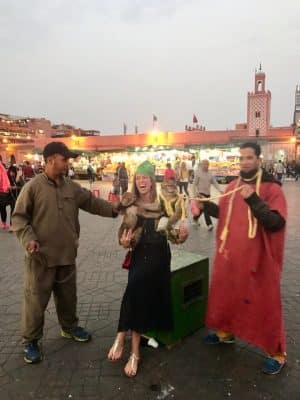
[240,168,259,180]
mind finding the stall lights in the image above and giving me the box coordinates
[150,129,158,137]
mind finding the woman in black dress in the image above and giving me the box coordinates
[107,161,188,377]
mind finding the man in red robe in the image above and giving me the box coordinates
[199,142,287,375]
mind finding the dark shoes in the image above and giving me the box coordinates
[24,341,43,364]
[262,357,286,375]
[204,333,235,345]
[61,326,91,342]
[24,327,91,364]
[205,334,286,375]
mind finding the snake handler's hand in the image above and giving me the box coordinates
[240,185,255,199]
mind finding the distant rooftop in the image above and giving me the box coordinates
[0,113,30,121]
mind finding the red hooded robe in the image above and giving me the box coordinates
[205,179,287,355]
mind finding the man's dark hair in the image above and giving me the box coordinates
[240,142,261,157]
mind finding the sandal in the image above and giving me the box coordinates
[107,338,124,361]
[124,353,140,377]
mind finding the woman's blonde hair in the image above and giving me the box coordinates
[180,161,187,170]
[131,174,157,203]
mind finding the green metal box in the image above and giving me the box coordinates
[146,249,209,345]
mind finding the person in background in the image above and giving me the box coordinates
[116,162,121,175]
[295,162,300,181]
[112,172,120,195]
[68,165,75,179]
[274,160,284,182]
[178,161,189,197]
[189,154,196,183]
[7,166,23,231]
[8,155,18,176]
[174,159,181,186]
[164,163,176,181]
[118,162,129,194]
[0,157,10,230]
[193,159,223,230]
[22,161,35,182]
[87,163,96,184]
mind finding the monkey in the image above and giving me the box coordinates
[157,179,186,243]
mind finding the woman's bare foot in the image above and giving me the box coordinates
[107,337,124,361]
[124,353,139,377]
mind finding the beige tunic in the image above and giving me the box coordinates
[12,173,116,267]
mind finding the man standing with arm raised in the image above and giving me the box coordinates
[199,142,287,375]
[12,142,119,364]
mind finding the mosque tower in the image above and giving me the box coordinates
[247,65,271,137]
[294,85,300,136]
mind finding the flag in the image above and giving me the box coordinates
[153,114,158,122]
[193,114,198,124]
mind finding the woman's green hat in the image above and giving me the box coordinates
[136,160,155,177]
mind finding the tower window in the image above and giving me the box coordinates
[257,81,262,91]
[255,111,261,118]
[256,129,260,137]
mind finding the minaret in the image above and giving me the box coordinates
[294,85,300,135]
[247,65,271,136]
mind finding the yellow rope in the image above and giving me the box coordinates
[219,178,241,253]
[190,185,245,202]
[218,169,263,253]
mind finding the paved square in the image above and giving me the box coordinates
[0,181,299,399]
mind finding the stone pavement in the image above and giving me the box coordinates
[0,181,299,400]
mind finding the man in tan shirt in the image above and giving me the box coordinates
[12,142,119,364]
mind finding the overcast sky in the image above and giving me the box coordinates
[0,0,299,134]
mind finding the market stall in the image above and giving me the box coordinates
[71,146,241,183]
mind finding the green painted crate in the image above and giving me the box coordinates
[146,249,209,345]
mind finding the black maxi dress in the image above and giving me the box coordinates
[118,218,173,333]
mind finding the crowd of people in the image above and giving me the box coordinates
[0,140,289,378]
[265,159,300,182]
[0,156,36,231]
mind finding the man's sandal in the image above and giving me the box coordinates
[124,353,140,377]
[107,338,124,361]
